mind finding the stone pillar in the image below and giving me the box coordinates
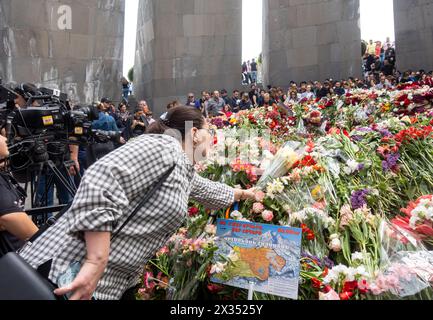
[0,0,125,105]
[394,0,433,72]
[134,0,242,116]
[263,0,361,87]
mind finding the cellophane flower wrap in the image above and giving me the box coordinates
[367,220,433,300]
[256,141,305,189]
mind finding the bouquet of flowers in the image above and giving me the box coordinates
[256,141,305,189]
[392,195,433,249]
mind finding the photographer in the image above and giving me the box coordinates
[0,135,38,258]
[86,100,124,167]
[127,106,148,139]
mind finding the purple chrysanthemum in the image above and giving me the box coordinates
[382,153,400,172]
[351,189,369,210]
[379,129,392,137]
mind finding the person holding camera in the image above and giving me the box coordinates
[0,135,39,258]
[86,99,125,167]
[127,106,148,139]
[19,106,256,300]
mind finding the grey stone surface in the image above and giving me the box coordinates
[134,0,242,116]
[394,0,433,72]
[0,0,125,105]
[262,0,362,86]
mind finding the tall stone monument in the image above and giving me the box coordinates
[394,0,433,72]
[0,0,125,105]
[262,0,361,86]
[134,0,242,115]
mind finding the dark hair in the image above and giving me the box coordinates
[118,101,128,110]
[147,106,205,139]
[134,107,143,114]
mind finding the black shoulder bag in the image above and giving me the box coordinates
[0,165,175,300]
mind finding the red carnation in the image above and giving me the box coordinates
[342,281,358,293]
[311,278,322,289]
[188,207,199,217]
[339,291,354,300]
[306,232,315,241]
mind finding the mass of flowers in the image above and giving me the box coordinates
[138,78,433,301]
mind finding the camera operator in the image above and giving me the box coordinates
[0,135,38,258]
[86,99,125,167]
[8,83,76,208]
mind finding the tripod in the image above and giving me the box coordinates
[23,159,80,227]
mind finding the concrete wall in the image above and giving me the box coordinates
[0,0,125,105]
[262,0,361,87]
[394,0,433,72]
[134,0,242,116]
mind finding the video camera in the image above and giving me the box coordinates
[0,82,121,182]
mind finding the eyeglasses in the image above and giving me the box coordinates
[202,128,216,136]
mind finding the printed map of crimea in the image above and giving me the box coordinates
[211,219,302,299]
[222,247,286,281]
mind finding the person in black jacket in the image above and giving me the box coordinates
[0,135,38,257]
[239,93,252,111]
[316,81,331,99]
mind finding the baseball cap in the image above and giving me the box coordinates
[101,97,111,104]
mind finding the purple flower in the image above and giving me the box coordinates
[351,135,364,142]
[379,129,392,137]
[301,252,335,269]
[210,117,224,129]
[351,189,369,210]
[357,127,374,132]
[382,153,400,172]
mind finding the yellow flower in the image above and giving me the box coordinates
[311,185,324,201]
[401,116,411,124]
[280,149,299,169]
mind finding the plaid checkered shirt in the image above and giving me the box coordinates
[19,134,235,300]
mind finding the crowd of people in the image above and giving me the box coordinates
[165,69,432,121]
[242,59,259,85]
[1,57,432,300]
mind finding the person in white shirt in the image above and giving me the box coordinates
[300,85,316,100]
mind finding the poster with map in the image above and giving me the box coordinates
[211,219,302,300]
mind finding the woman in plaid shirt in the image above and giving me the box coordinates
[20,107,255,300]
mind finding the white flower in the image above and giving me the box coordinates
[409,215,420,228]
[343,166,352,175]
[230,211,243,220]
[324,217,336,229]
[266,179,285,199]
[347,159,360,172]
[329,238,342,252]
[324,264,348,284]
[227,250,239,262]
[205,224,217,236]
[216,157,227,166]
[189,216,200,223]
[290,210,307,223]
[210,262,227,274]
[354,266,369,279]
[329,233,340,241]
[351,252,364,262]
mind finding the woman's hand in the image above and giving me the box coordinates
[54,232,111,300]
[54,259,107,300]
[234,189,256,202]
